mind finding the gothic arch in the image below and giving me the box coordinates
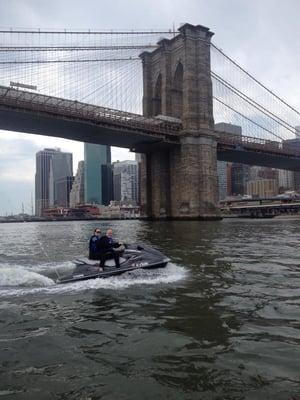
[152,73,162,116]
[171,62,183,119]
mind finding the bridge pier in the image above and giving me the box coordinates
[140,133,220,220]
[139,23,220,220]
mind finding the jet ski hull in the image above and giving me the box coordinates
[56,244,170,284]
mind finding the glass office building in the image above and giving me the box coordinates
[84,143,112,205]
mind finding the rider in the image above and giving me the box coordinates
[98,228,121,268]
[88,228,102,260]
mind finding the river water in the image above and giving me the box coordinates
[0,219,299,399]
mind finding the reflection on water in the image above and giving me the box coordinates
[0,219,299,399]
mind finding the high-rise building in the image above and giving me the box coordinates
[214,122,242,137]
[70,161,85,207]
[278,169,295,191]
[249,166,260,182]
[246,179,278,198]
[215,123,243,197]
[135,153,142,205]
[35,148,57,216]
[217,161,227,200]
[84,143,112,205]
[231,163,251,195]
[35,148,73,216]
[226,163,233,196]
[249,166,279,183]
[49,150,73,207]
[113,160,139,204]
[55,176,74,207]
[283,135,300,190]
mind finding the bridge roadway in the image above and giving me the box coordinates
[1,85,300,170]
[0,85,181,151]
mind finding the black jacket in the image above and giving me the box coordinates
[97,235,120,254]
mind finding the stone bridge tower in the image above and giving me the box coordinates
[139,23,219,219]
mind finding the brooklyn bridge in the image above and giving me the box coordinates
[0,23,299,219]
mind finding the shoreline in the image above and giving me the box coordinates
[0,217,141,224]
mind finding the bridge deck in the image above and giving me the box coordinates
[0,85,181,149]
[1,85,300,170]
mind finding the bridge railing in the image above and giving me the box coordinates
[0,85,182,139]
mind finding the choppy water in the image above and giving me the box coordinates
[0,219,299,399]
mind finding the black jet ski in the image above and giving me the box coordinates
[56,244,170,284]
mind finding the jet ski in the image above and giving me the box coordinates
[56,243,170,284]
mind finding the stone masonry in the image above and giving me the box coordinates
[139,23,220,219]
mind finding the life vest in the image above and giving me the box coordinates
[89,235,99,253]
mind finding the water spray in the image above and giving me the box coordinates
[37,240,61,281]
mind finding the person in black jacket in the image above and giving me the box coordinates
[98,229,121,268]
[89,228,102,260]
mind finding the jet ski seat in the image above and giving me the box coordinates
[103,257,127,267]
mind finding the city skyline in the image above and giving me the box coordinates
[33,144,140,217]
[0,0,300,214]
[0,137,135,215]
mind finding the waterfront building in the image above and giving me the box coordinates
[84,143,112,205]
[70,161,85,207]
[278,169,295,191]
[113,160,139,204]
[249,166,279,186]
[283,135,300,190]
[257,167,278,181]
[246,179,278,198]
[99,202,140,219]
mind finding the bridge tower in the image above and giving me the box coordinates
[139,23,219,219]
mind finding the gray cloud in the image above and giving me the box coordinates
[0,0,298,105]
[0,136,38,214]
[0,137,39,176]
[0,179,34,215]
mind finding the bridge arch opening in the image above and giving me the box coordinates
[171,62,183,119]
[152,74,162,116]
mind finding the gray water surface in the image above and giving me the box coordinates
[0,219,299,399]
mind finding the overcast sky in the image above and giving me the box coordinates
[0,0,299,214]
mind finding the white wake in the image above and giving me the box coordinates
[0,261,187,298]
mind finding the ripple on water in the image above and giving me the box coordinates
[0,219,300,399]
